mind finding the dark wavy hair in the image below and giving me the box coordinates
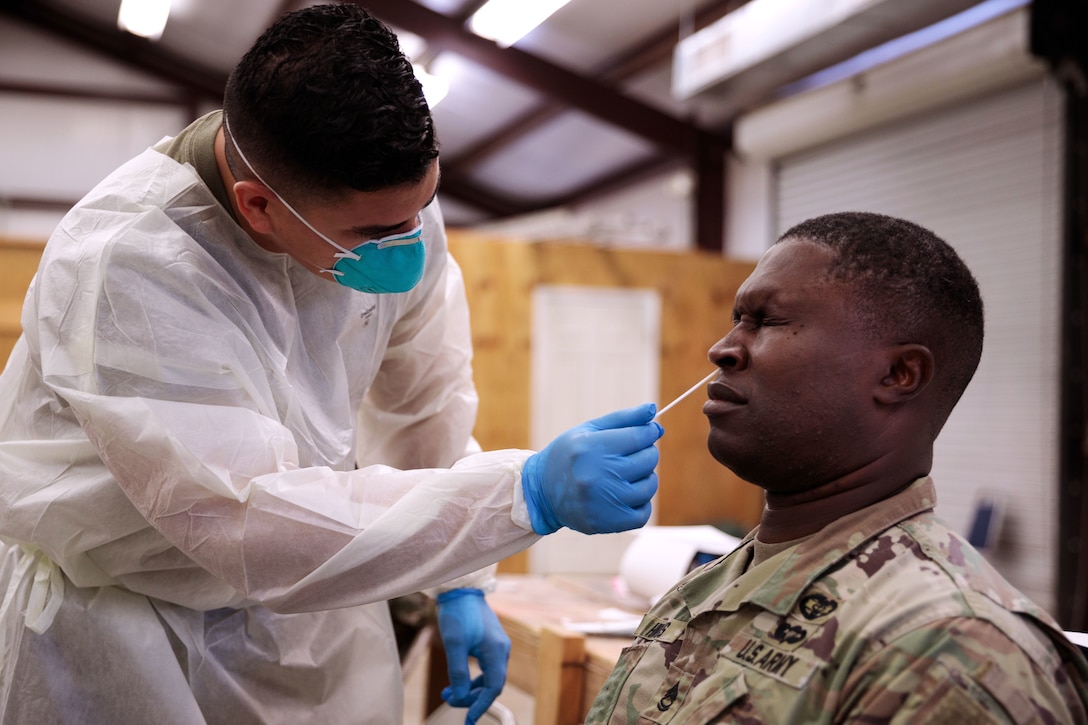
[779,211,985,431]
[222,3,438,200]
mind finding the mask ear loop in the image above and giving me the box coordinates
[223,117,359,274]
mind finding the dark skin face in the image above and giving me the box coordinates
[703,238,937,543]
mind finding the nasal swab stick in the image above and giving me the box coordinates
[654,370,717,420]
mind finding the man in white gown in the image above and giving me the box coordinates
[0,5,664,724]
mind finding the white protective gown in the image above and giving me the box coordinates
[0,144,539,724]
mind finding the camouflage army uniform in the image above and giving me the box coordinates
[586,478,1088,723]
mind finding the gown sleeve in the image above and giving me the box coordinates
[28,174,537,614]
[355,203,502,594]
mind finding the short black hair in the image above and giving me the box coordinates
[222,3,438,200]
[779,211,984,428]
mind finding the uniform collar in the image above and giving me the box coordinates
[684,477,936,616]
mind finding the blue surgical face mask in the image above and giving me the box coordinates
[322,223,425,294]
[225,119,427,294]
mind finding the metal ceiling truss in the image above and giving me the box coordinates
[1,0,737,249]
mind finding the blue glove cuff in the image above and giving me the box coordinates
[436,587,485,605]
[522,453,562,536]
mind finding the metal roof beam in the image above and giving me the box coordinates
[1,0,225,100]
[353,0,723,154]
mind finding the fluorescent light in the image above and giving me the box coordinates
[469,0,573,48]
[397,30,427,61]
[118,0,172,41]
[413,64,449,108]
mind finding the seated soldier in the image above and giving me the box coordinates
[585,211,1088,724]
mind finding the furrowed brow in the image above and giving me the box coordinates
[351,187,439,238]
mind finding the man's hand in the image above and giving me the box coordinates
[522,403,663,535]
[436,588,511,724]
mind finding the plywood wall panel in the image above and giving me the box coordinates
[0,240,44,365]
[448,231,764,539]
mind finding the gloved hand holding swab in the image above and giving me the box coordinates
[522,404,662,535]
[654,370,717,420]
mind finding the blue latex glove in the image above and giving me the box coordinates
[522,403,663,535]
[436,588,511,725]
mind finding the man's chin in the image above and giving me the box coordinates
[709,446,759,485]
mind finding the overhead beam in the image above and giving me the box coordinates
[0,0,532,220]
[442,0,744,180]
[0,79,190,106]
[437,178,534,219]
[539,153,682,211]
[431,0,739,249]
[0,195,80,212]
[1,0,225,101]
[352,0,724,155]
[441,103,559,183]
[0,0,730,249]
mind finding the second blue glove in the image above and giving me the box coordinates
[436,588,511,725]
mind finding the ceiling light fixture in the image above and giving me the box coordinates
[397,30,427,61]
[118,0,172,41]
[469,0,573,48]
[413,64,449,108]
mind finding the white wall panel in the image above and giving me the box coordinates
[0,95,188,200]
[528,285,661,574]
[0,18,181,92]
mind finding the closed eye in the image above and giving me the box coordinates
[733,311,786,329]
[733,312,763,327]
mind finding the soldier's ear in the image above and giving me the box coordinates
[233,180,276,234]
[874,344,933,405]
